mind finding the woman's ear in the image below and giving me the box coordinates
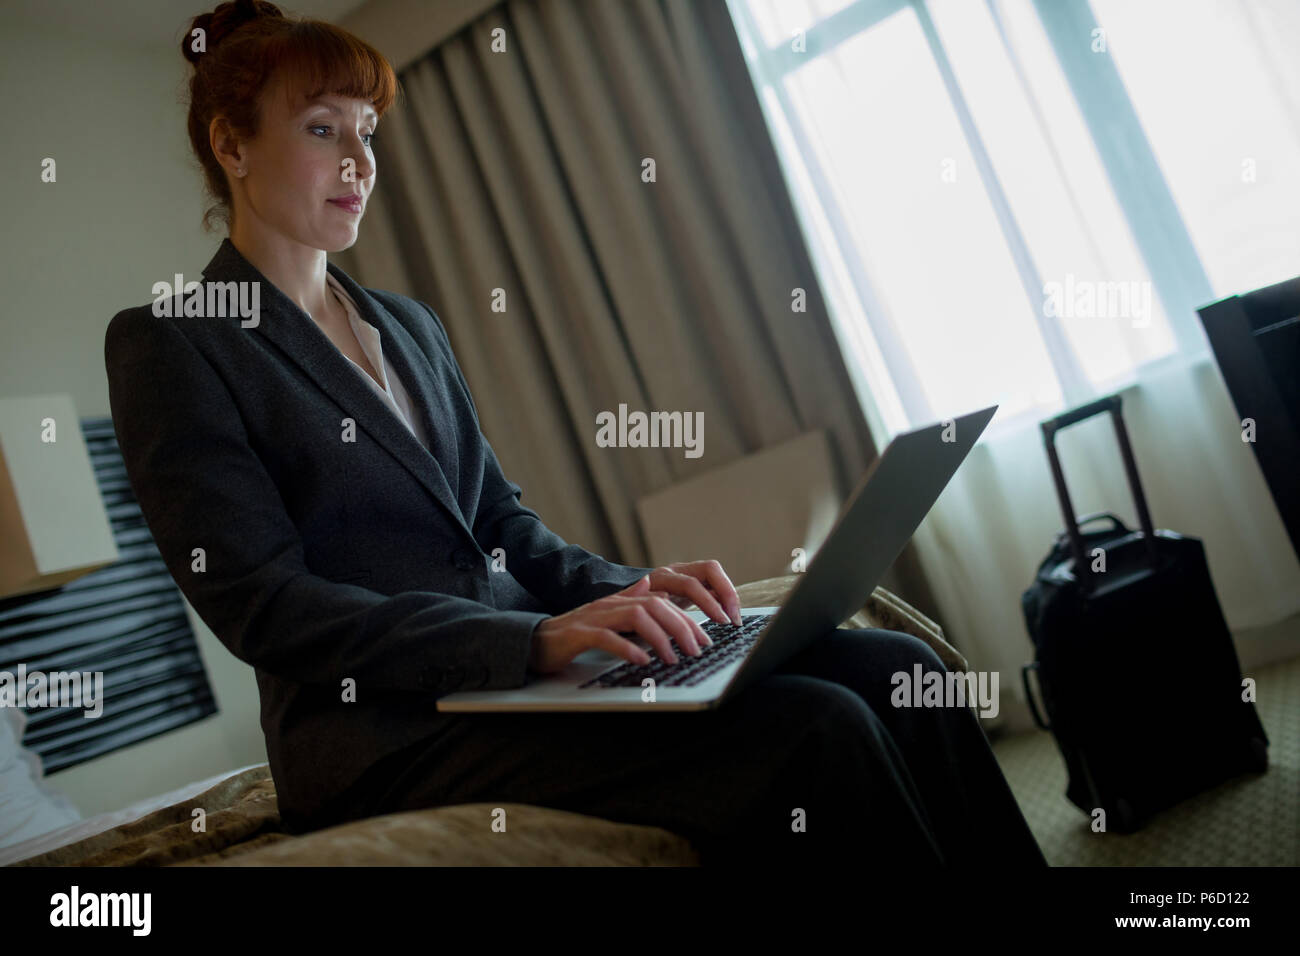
[209,115,247,180]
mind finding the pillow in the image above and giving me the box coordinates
[0,706,82,849]
[731,574,968,672]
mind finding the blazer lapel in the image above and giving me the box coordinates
[200,238,472,543]
[323,261,461,500]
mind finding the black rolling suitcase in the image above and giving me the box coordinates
[1021,394,1269,833]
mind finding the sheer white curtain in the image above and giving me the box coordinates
[728,0,1300,731]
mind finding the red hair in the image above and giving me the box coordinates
[182,0,399,232]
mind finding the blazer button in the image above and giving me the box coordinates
[452,549,480,572]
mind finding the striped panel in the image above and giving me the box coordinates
[0,417,217,773]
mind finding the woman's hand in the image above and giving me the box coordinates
[645,559,742,627]
[527,562,743,675]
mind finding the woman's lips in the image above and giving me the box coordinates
[328,197,362,213]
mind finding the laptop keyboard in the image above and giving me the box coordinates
[578,613,771,688]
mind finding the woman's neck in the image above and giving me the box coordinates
[227,228,334,323]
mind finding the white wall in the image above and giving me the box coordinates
[0,20,267,818]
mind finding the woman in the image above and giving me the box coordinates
[106,0,1047,867]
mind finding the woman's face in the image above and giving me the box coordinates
[224,73,377,253]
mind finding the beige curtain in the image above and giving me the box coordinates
[336,0,942,624]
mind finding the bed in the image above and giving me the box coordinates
[3,574,962,866]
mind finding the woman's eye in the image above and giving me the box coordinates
[311,126,374,147]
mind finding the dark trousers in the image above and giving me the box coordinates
[311,628,1048,866]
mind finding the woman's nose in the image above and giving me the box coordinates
[347,153,375,182]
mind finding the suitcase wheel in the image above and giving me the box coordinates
[1112,797,1141,834]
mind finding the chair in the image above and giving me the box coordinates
[1197,276,1300,563]
[633,429,844,587]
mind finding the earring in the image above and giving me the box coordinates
[236,168,246,177]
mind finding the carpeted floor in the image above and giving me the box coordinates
[992,653,1299,866]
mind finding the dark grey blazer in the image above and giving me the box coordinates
[104,237,653,827]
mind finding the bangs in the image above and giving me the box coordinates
[265,21,397,120]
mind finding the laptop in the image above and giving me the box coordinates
[438,403,997,713]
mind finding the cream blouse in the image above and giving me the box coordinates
[325,272,434,456]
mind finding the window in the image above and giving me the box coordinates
[728,0,1300,440]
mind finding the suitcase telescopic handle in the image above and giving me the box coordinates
[1040,395,1158,591]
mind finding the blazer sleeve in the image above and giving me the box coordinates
[104,307,549,696]
[416,302,656,612]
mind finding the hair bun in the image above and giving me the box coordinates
[183,0,285,67]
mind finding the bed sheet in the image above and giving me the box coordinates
[0,762,265,867]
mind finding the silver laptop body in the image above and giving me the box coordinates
[437,404,996,713]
